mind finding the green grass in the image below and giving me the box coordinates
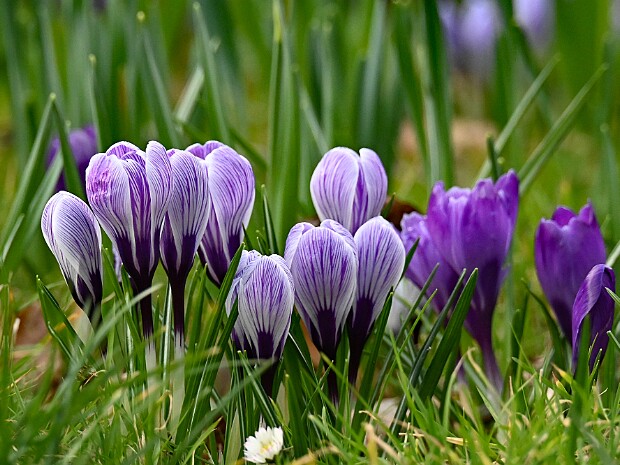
[2,0,620,463]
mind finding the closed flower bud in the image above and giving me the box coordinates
[310,147,387,234]
[47,125,98,191]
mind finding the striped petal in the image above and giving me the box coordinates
[41,191,103,316]
[351,149,387,233]
[310,147,359,231]
[160,150,209,282]
[286,221,357,358]
[350,216,405,341]
[572,264,616,371]
[186,140,225,159]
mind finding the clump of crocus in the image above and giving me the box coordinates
[407,170,519,389]
[41,191,103,326]
[348,216,405,384]
[535,202,606,340]
[285,219,358,401]
[400,211,460,313]
[226,250,294,396]
[160,149,210,350]
[86,141,172,343]
[186,141,255,286]
[47,125,98,191]
[310,147,387,234]
[572,264,616,371]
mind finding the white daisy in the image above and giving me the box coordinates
[243,426,284,464]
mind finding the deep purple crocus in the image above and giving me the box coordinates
[400,212,460,314]
[226,250,294,395]
[426,170,519,388]
[160,149,210,349]
[572,264,616,371]
[41,191,103,325]
[186,141,255,285]
[535,202,606,341]
[310,147,387,234]
[285,219,358,401]
[47,125,98,191]
[348,216,405,383]
[86,141,172,339]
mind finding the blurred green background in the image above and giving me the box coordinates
[1,0,620,360]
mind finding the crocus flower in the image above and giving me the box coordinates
[310,147,387,234]
[86,141,172,339]
[47,125,98,191]
[572,264,616,371]
[514,0,554,51]
[244,426,284,464]
[160,149,210,349]
[41,191,103,325]
[426,170,519,388]
[400,212,460,313]
[535,202,606,340]
[226,250,294,395]
[348,216,405,383]
[285,219,357,401]
[186,141,255,285]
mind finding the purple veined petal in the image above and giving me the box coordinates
[160,150,209,281]
[186,140,226,160]
[106,141,142,158]
[535,202,606,340]
[236,254,295,360]
[145,141,173,241]
[350,216,405,341]
[310,147,359,231]
[351,149,388,233]
[288,225,358,358]
[199,145,255,284]
[226,249,263,316]
[572,264,616,370]
[320,219,356,252]
[284,222,315,268]
[41,191,103,314]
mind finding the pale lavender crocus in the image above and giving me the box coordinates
[86,141,172,339]
[310,147,387,234]
[426,170,519,388]
[226,250,294,395]
[535,202,606,341]
[186,141,255,285]
[285,219,358,401]
[47,125,98,191]
[348,216,405,383]
[160,149,210,349]
[41,191,103,326]
[572,264,616,371]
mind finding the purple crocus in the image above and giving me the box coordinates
[310,147,387,234]
[186,141,255,285]
[285,219,358,401]
[400,212,460,314]
[47,125,98,191]
[86,141,172,339]
[535,202,606,341]
[572,264,616,371]
[348,216,405,383]
[226,250,294,395]
[41,191,103,325]
[426,170,519,388]
[160,149,210,349]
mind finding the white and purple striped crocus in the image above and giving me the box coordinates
[572,264,616,372]
[535,202,607,341]
[400,212,460,314]
[348,216,405,383]
[285,219,358,401]
[310,147,387,234]
[425,170,519,388]
[41,191,103,326]
[226,250,294,396]
[186,141,255,285]
[47,125,98,191]
[160,149,210,349]
[86,141,172,339]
